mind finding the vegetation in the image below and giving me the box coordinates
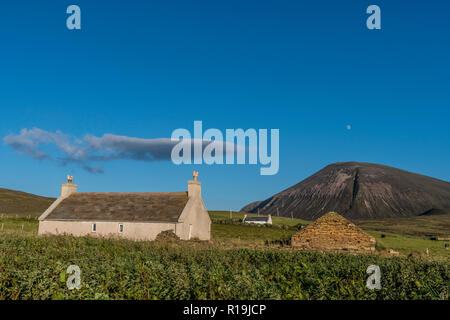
[2,217,448,259]
[209,210,309,227]
[356,214,450,238]
[212,223,296,248]
[0,232,448,300]
[0,188,54,218]
[0,214,448,300]
[209,211,450,260]
[0,218,38,234]
[367,231,450,260]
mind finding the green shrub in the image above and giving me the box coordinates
[0,233,448,300]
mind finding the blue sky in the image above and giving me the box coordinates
[0,0,449,210]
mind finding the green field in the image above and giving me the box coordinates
[209,211,450,260]
[209,210,310,227]
[0,212,449,259]
[0,231,448,300]
[367,231,450,260]
[212,223,296,247]
[0,188,54,218]
[0,212,448,300]
[356,215,450,237]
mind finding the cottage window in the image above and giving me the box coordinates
[92,223,96,232]
[119,224,124,233]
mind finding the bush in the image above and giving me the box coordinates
[0,233,448,300]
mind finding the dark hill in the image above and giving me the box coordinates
[0,187,55,217]
[241,162,450,220]
[418,208,450,216]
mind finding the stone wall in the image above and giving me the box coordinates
[291,212,376,253]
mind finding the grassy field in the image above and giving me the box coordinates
[1,212,449,259]
[212,223,296,247]
[367,231,450,260]
[209,210,309,227]
[209,211,450,259]
[356,215,450,237]
[0,231,448,300]
[0,212,448,300]
[0,188,54,218]
[0,218,38,234]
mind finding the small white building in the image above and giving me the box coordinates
[38,173,211,241]
[243,214,272,225]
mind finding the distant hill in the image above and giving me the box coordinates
[242,162,450,220]
[0,188,55,217]
[241,201,262,213]
[419,208,450,216]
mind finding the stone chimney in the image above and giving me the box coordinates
[60,175,77,198]
[188,170,201,198]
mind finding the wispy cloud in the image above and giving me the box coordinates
[3,128,77,160]
[3,128,241,174]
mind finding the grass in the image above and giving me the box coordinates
[209,211,450,260]
[1,215,448,260]
[0,232,448,300]
[0,188,54,218]
[356,215,450,238]
[1,190,448,299]
[0,216,448,299]
[209,210,310,227]
[367,231,450,261]
[212,223,297,247]
[0,218,38,235]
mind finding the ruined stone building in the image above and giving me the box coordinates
[291,212,376,252]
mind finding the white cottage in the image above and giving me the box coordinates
[243,214,272,225]
[38,172,211,241]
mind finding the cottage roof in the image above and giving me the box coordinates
[244,216,270,222]
[43,192,189,222]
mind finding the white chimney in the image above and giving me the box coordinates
[188,170,201,198]
[60,175,77,198]
[188,180,201,199]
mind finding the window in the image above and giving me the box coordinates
[119,224,124,233]
[92,223,96,232]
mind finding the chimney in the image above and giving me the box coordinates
[60,175,77,198]
[188,170,201,198]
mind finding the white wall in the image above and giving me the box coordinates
[38,220,177,241]
[178,198,211,240]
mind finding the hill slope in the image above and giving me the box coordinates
[242,162,450,220]
[0,188,55,217]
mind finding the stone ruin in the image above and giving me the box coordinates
[291,212,376,253]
